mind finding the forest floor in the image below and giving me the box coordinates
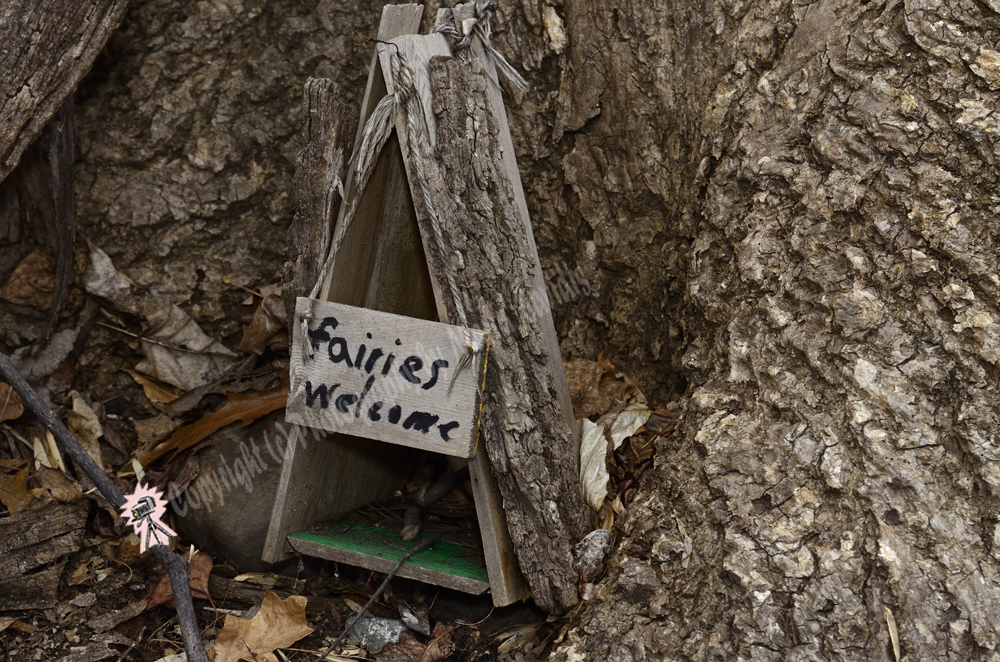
[0,245,674,662]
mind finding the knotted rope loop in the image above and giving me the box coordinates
[433,0,528,92]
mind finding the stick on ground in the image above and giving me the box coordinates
[0,351,210,662]
[318,534,441,660]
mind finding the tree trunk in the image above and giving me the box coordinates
[5,0,999,657]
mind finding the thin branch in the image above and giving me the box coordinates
[0,351,210,662]
[318,534,441,661]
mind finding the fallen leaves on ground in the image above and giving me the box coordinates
[237,292,287,355]
[0,250,56,310]
[82,242,140,316]
[135,301,239,391]
[0,382,23,421]
[124,368,182,404]
[147,547,213,609]
[138,370,288,467]
[374,623,455,662]
[210,590,313,662]
[28,465,83,505]
[65,391,104,470]
[0,461,33,514]
[580,399,651,511]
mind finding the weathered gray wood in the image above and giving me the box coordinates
[0,561,66,611]
[443,3,578,434]
[262,4,425,564]
[391,49,588,612]
[283,78,356,324]
[286,535,489,595]
[261,425,412,563]
[0,501,88,579]
[287,298,487,458]
[0,0,129,183]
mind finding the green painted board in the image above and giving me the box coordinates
[287,521,490,595]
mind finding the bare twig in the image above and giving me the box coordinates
[96,322,236,356]
[0,351,210,662]
[114,626,146,662]
[318,534,441,661]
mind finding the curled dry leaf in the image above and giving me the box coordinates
[137,370,289,467]
[238,293,288,356]
[210,590,313,662]
[564,357,644,419]
[0,250,56,311]
[147,547,213,609]
[123,368,182,404]
[0,462,34,514]
[0,382,24,421]
[135,301,239,391]
[28,465,83,504]
[65,390,104,471]
[579,400,650,512]
[82,242,140,316]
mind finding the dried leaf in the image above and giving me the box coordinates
[123,368,182,404]
[83,243,140,315]
[0,250,55,310]
[0,382,24,422]
[237,293,287,356]
[135,301,239,391]
[65,390,104,471]
[210,590,313,662]
[147,547,213,609]
[10,328,76,382]
[133,414,182,450]
[579,403,651,512]
[564,357,641,419]
[33,431,68,473]
[28,465,82,504]
[138,371,288,467]
[0,465,33,514]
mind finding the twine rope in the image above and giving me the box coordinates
[433,0,528,93]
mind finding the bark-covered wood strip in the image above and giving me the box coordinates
[0,501,88,557]
[283,78,356,325]
[0,529,85,580]
[0,561,66,611]
[0,0,128,182]
[411,55,588,613]
[446,2,578,434]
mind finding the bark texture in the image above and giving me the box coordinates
[20,0,1000,657]
[0,0,128,181]
[416,55,588,612]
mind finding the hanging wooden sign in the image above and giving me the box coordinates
[286,297,489,458]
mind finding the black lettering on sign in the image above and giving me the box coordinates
[305,381,336,409]
[388,405,402,424]
[364,349,384,374]
[382,353,396,376]
[335,393,358,413]
[307,317,338,353]
[399,356,423,384]
[354,375,376,417]
[403,411,439,434]
[354,344,367,370]
[328,337,353,367]
[368,401,383,421]
[438,421,460,441]
[422,359,449,390]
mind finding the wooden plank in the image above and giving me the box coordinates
[287,299,488,458]
[287,522,489,595]
[262,426,411,563]
[390,46,588,612]
[446,3,578,435]
[0,560,66,611]
[378,31,531,608]
[262,4,426,565]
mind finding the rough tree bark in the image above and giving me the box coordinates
[4,0,1000,658]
